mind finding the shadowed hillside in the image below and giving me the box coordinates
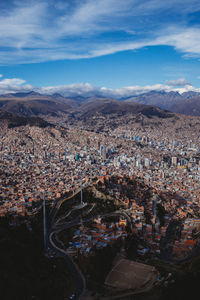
[0,109,54,128]
[0,216,74,300]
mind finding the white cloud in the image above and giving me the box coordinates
[165,78,192,86]
[0,2,49,49]
[0,74,3,78]
[0,76,199,98]
[157,27,200,58]
[0,78,26,85]
[0,77,33,94]
[90,26,200,63]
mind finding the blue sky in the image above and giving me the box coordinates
[1,0,200,97]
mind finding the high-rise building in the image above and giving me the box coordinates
[144,158,150,167]
[100,145,104,156]
[172,156,177,166]
[136,158,141,167]
[102,146,107,161]
[135,136,140,142]
[100,145,107,160]
[180,158,186,166]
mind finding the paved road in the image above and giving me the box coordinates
[47,185,133,300]
[49,183,92,226]
[49,231,86,300]
[48,195,88,299]
[49,189,81,226]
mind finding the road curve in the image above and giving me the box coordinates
[47,183,133,300]
[49,231,86,300]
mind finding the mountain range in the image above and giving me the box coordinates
[124,90,200,116]
[0,90,200,121]
[0,91,77,117]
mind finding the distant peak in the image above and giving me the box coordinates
[13,91,41,97]
[51,93,64,98]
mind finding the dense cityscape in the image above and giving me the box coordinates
[1,115,199,220]
[0,110,200,299]
[0,110,200,297]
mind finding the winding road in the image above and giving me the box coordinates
[47,186,133,300]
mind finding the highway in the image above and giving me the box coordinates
[49,184,91,226]
[48,189,88,300]
[47,185,133,300]
[52,210,132,233]
[49,230,86,300]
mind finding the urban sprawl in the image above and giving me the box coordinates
[0,121,200,261]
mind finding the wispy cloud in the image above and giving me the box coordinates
[1,1,200,64]
[57,0,133,36]
[157,27,200,57]
[165,78,192,86]
[0,2,49,49]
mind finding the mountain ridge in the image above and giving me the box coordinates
[0,90,200,117]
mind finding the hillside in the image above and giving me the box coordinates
[65,98,174,131]
[0,109,54,128]
[125,91,183,110]
[0,93,172,118]
[125,91,200,116]
[77,98,172,117]
[170,96,200,116]
[1,91,200,122]
[0,92,77,117]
